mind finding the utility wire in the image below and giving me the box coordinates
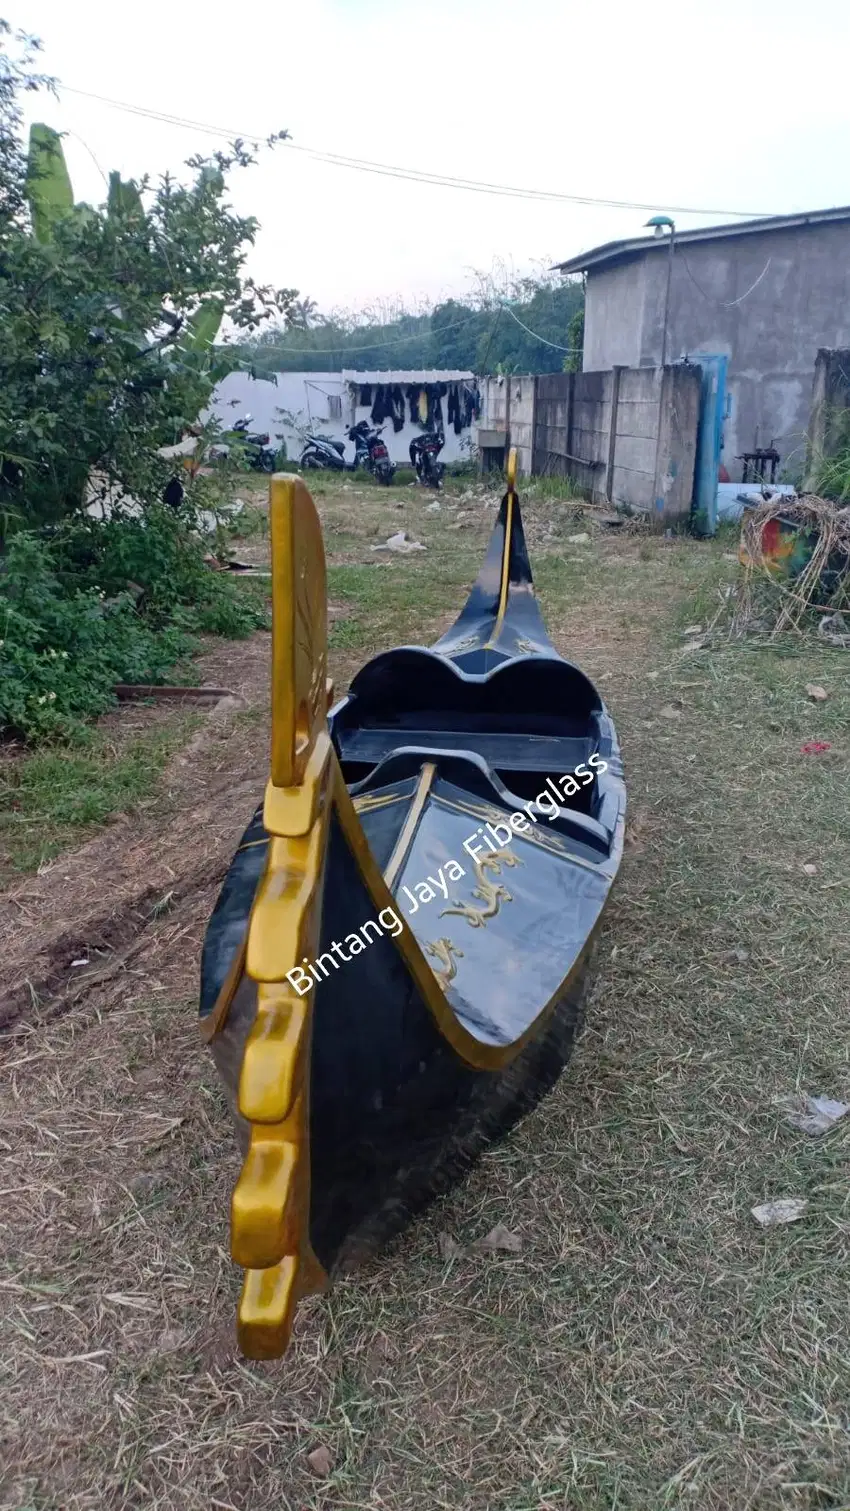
[59,84,772,219]
[237,311,480,356]
[679,249,773,307]
[499,302,582,352]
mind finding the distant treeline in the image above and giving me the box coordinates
[230,273,584,376]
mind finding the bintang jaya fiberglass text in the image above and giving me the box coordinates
[286,755,608,996]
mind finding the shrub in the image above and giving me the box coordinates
[0,513,267,740]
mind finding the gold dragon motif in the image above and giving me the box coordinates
[424,936,465,989]
[439,848,523,928]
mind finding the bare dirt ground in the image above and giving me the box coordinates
[2,476,848,1511]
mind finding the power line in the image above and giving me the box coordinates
[59,84,772,220]
[499,302,582,352]
[679,249,773,308]
[238,311,480,356]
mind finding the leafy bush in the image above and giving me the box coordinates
[0,513,267,739]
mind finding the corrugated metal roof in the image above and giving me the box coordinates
[341,369,475,385]
[553,204,850,277]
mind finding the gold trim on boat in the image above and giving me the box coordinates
[484,447,516,650]
[433,792,603,873]
[383,761,436,889]
[439,849,521,928]
[424,936,464,989]
[353,790,408,814]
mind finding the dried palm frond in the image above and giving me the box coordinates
[727,493,850,640]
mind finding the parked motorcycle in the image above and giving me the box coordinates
[410,430,445,489]
[299,432,348,471]
[208,415,276,472]
[300,422,395,483]
[350,420,395,484]
[228,415,276,472]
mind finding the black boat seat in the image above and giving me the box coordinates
[338,726,594,773]
[346,646,602,723]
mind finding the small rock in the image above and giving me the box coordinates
[751,1197,807,1227]
[307,1445,334,1479]
[682,624,703,636]
[805,684,829,702]
[473,1223,522,1254]
[659,704,683,720]
[801,863,817,876]
[723,551,738,562]
[567,532,590,544]
[70,957,90,968]
[426,501,441,512]
[438,1231,464,1261]
[722,947,750,964]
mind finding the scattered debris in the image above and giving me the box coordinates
[801,863,818,876]
[473,1223,523,1254]
[777,1092,849,1137]
[70,958,89,968]
[800,740,832,755]
[682,624,703,636]
[112,684,235,705]
[567,532,590,544]
[438,1231,464,1261]
[371,531,426,554]
[818,610,850,647]
[722,948,750,964]
[751,1197,808,1227]
[659,703,683,720]
[805,683,829,701]
[426,501,441,512]
[307,1445,334,1479]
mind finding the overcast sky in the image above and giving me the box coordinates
[11,0,850,317]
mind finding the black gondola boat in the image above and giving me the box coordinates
[199,452,626,1359]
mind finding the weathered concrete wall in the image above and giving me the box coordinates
[531,365,700,519]
[582,220,850,482]
[804,347,850,489]
[571,371,613,496]
[584,261,645,370]
[478,375,536,475]
[610,366,659,510]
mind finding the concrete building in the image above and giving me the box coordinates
[554,206,850,482]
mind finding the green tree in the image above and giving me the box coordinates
[0,25,296,539]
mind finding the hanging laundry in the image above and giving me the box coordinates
[447,383,463,435]
[359,384,372,405]
[418,388,429,425]
[390,385,405,432]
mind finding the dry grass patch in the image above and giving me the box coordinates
[2,475,849,1511]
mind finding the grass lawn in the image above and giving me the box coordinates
[1,472,848,1511]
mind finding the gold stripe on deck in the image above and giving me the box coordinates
[383,761,437,890]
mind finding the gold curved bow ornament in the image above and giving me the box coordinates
[232,475,333,1359]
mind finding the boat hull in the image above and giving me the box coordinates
[206,804,593,1274]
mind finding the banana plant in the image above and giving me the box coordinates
[25,124,74,243]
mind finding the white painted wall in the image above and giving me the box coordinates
[204,370,477,467]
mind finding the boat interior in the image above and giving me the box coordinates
[330,645,616,852]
